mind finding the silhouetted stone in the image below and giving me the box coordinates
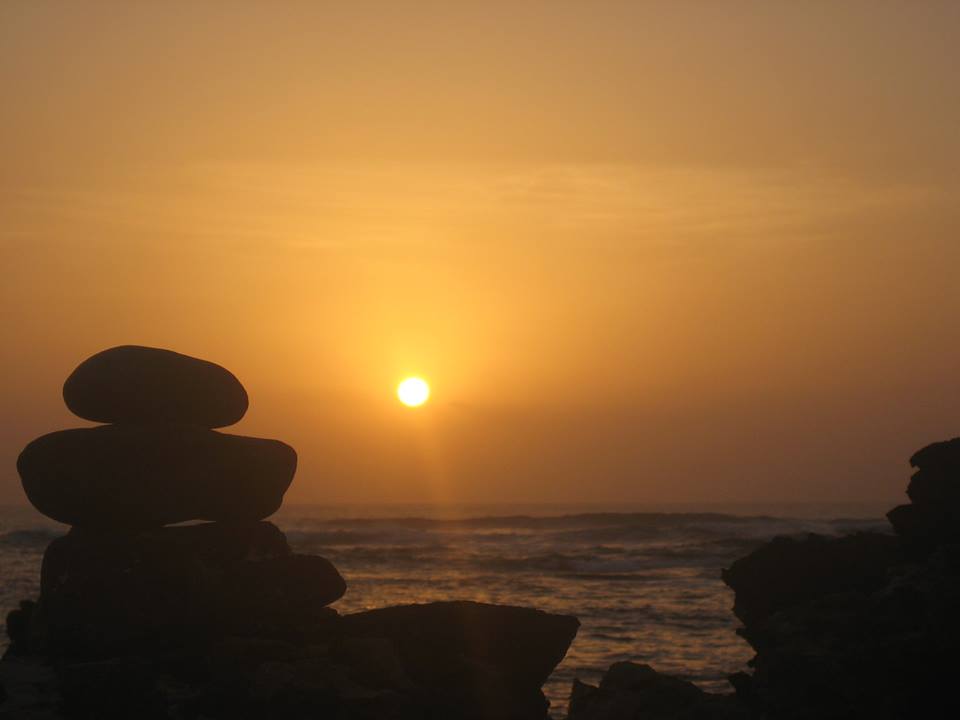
[60,659,165,720]
[17,424,296,528]
[39,522,291,596]
[341,601,578,691]
[909,437,960,475]
[31,523,345,658]
[5,599,575,720]
[568,662,751,720]
[219,555,346,636]
[905,470,960,505]
[885,438,960,558]
[338,601,579,718]
[63,345,249,427]
[886,503,960,558]
[721,546,960,718]
[3,600,36,658]
[717,448,960,720]
[721,532,899,628]
[0,657,59,719]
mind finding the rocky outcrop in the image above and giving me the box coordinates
[713,438,960,719]
[887,437,960,557]
[570,436,960,720]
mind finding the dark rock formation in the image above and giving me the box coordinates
[567,662,750,720]
[887,437,960,557]
[721,539,960,719]
[63,345,248,428]
[18,425,296,528]
[27,522,345,659]
[340,601,580,718]
[714,438,960,719]
[569,436,960,720]
[4,600,36,658]
[3,600,578,720]
[721,532,900,628]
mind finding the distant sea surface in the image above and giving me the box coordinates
[0,502,890,716]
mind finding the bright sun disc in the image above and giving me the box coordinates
[397,377,430,407]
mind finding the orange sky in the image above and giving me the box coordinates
[2,2,960,507]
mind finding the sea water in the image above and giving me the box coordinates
[0,503,888,717]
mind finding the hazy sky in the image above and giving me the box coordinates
[3,1,960,508]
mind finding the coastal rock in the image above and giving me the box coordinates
[59,658,165,720]
[568,662,752,720]
[17,424,296,528]
[31,523,345,658]
[886,503,960,558]
[886,438,960,557]
[4,600,36,658]
[340,601,580,718]
[4,600,577,720]
[909,437,960,475]
[720,474,960,720]
[0,656,60,719]
[63,345,249,428]
[341,601,579,690]
[721,532,899,628]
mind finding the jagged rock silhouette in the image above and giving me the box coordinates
[570,439,960,720]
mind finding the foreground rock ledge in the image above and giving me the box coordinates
[568,662,750,720]
[2,600,579,720]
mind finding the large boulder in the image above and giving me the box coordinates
[17,424,296,528]
[63,345,248,428]
[31,523,345,658]
[339,601,579,719]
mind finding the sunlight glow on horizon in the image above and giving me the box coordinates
[2,1,959,506]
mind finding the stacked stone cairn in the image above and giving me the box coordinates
[5,346,579,720]
[16,345,346,657]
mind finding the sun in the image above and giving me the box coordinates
[397,377,430,407]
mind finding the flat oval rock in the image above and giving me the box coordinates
[17,425,296,528]
[63,346,248,427]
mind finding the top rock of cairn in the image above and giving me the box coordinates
[63,345,248,427]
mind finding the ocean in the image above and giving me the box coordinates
[0,503,890,717]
